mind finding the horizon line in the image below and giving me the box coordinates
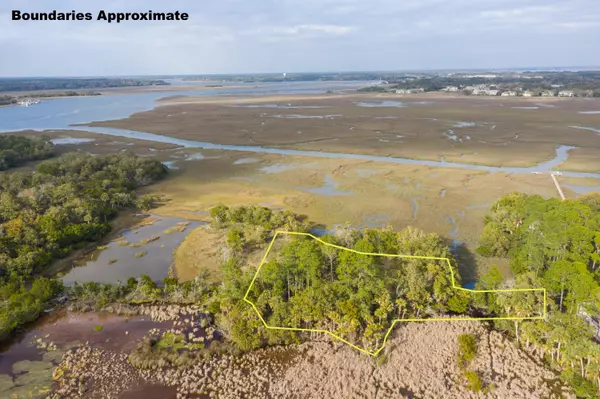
[2,65,600,79]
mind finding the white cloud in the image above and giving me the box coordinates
[0,0,599,75]
[480,5,561,19]
[274,24,355,36]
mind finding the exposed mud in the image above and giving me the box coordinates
[51,320,570,399]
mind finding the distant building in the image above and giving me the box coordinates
[442,86,459,92]
[396,88,425,94]
[522,91,535,97]
[558,90,575,97]
[466,74,498,78]
[501,91,517,97]
[541,91,556,97]
[485,90,499,96]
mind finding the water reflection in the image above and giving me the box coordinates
[61,216,203,285]
[50,137,96,145]
[1,82,598,179]
[355,101,405,108]
[269,114,342,119]
[229,104,328,109]
[570,126,600,134]
[61,126,600,179]
[260,164,297,173]
[234,157,260,165]
[300,175,352,196]
[564,185,600,196]
[0,311,171,375]
[447,216,461,251]
[0,81,360,133]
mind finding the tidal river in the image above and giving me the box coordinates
[1,81,599,179]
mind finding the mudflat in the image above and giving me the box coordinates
[84,92,600,170]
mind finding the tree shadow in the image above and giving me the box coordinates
[442,238,479,286]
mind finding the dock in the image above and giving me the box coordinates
[550,173,566,200]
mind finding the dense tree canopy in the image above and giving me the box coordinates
[0,135,53,170]
[478,192,600,394]
[0,150,167,341]
[0,152,167,279]
[0,277,62,340]
[218,224,469,352]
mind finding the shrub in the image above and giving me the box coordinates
[561,369,597,398]
[457,333,477,369]
[226,229,243,252]
[458,334,477,361]
[463,370,482,392]
[210,204,230,225]
[447,294,469,313]
[476,246,491,256]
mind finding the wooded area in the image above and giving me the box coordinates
[478,192,600,396]
[1,133,599,395]
[0,78,169,92]
[0,144,168,340]
[0,135,53,170]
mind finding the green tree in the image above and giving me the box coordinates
[543,260,572,311]
[226,229,244,252]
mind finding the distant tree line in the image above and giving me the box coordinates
[180,71,600,95]
[0,135,54,170]
[0,95,18,106]
[388,72,600,96]
[0,78,169,93]
[357,86,388,93]
[0,92,102,106]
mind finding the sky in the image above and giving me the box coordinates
[1,0,599,77]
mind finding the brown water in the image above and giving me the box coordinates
[0,311,172,375]
[0,311,175,398]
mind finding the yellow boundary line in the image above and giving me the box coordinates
[243,231,547,356]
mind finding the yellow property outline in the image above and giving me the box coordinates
[243,231,547,356]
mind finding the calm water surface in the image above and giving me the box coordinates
[300,175,352,196]
[0,311,171,373]
[61,216,203,285]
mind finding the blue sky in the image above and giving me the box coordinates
[1,0,599,76]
